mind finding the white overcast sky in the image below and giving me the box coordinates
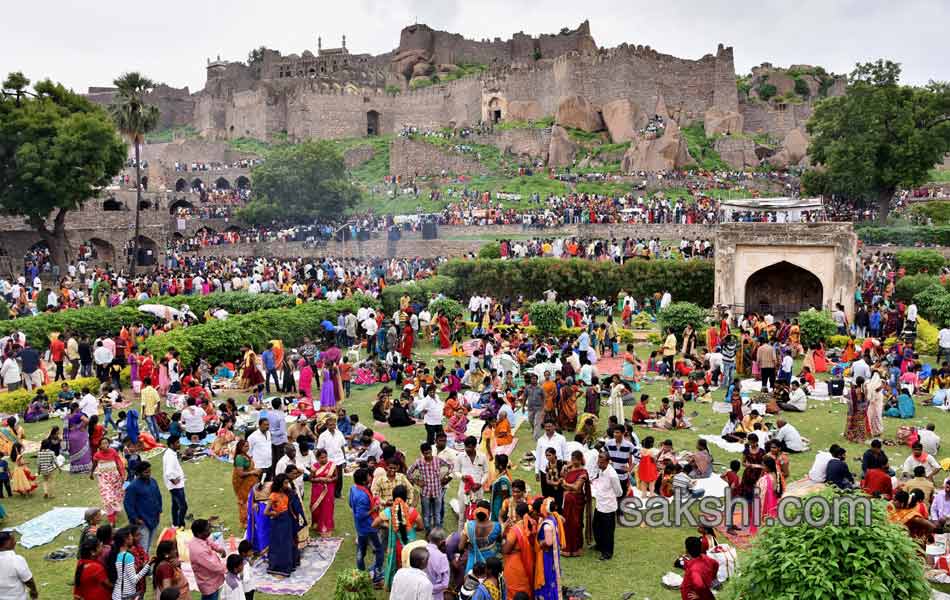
[2,0,947,93]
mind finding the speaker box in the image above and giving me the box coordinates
[357,230,370,242]
[422,222,438,240]
[388,228,402,241]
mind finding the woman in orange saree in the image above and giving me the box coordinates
[502,503,536,598]
[436,314,451,350]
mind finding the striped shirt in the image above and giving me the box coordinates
[407,457,450,498]
[604,440,636,482]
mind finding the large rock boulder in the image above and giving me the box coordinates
[713,137,758,169]
[507,100,544,122]
[412,61,435,77]
[391,48,431,81]
[621,118,694,172]
[704,107,744,137]
[601,99,640,143]
[548,126,578,167]
[555,95,604,132]
[769,128,809,167]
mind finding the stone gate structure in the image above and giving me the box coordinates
[714,222,858,319]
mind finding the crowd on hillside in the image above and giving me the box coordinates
[173,159,263,172]
[489,236,715,261]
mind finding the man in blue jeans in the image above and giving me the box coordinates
[261,344,279,393]
[407,442,451,530]
[123,461,162,550]
[162,435,188,528]
[349,467,384,585]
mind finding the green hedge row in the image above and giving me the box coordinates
[857,225,950,246]
[141,294,380,366]
[437,258,715,306]
[0,306,157,351]
[126,291,297,317]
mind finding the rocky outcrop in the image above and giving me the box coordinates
[412,61,435,77]
[713,137,758,169]
[548,125,578,167]
[507,100,544,122]
[621,118,694,172]
[704,107,743,137]
[602,99,640,143]
[769,127,809,168]
[391,48,432,81]
[555,95,604,132]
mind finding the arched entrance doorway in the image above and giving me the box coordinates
[135,235,159,266]
[102,198,123,211]
[169,198,194,215]
[191,178,204,192]
[744,261,823,319]
[175,178,188,192]
[214,177,230,190]
[236,176,250,190]
[367,110,380,136]
[82,238,115,263]
[488,98,503,124]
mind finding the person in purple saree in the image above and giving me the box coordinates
[65,404,92,474]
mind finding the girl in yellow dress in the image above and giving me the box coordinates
[10,443,37,496]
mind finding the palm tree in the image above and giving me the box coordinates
[109,72,159,271]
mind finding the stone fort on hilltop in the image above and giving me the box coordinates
[84,21,840,170]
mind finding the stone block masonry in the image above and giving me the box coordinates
[389,138,489,177]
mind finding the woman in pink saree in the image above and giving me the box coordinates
[297,359,314,400]
[309,449,336,536]
[751,456,782,535]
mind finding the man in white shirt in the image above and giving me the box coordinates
[772,419,806,453]
[418,387,444,446]
[275,443,306,498]
[590,453,622,560]
[851,353,871,382]
[389,547,432,599]
[918,423,941,457]
[181,399,207,442]
[706,348,723,386]
[0,532,37,600]
[902,443,942,479]
[779,381,807,412]
[535,420,568,474]
[938,326,950,364]
[78,387,99,419]
[317,416,347,498]
[163,436,188,528]
[92,341,113,382]
[453,436,488,513]
[248,419,273,476]
[0,357,21,392]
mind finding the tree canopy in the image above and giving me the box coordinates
[239,141,360,225]
[0,72,126,267]
[802,60,950,220]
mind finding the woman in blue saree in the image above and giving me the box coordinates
[245,480,271,554]
[534,497,566,600]
[266,474,300,577]
[372,484,423,588]
[462,500,502,572]
[489,455,512,522]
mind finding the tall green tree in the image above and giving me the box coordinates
[0,73,126,271]
[109,72,159,269]
[803,60,950,221]
[239,141,360,225]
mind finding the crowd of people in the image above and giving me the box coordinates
[173,159,264,172]
[492,237,714,261]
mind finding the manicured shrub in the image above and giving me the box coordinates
[856,225,950,246]
[721,489,929,600]
[896,249,945,275]
[894,274,941,303]
[657,302,709,335]
[477,242,501,259]
[429,298,463,320]
[0,374,128,414]
[128,292,297,318]
[796,310,838,347]
[528,302,565,335]
[912,284,949,322]
[380,276,456,315]
[0,306,157,351]
[438,258,714,306]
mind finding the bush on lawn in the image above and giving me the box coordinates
[856,225,950,246]
[438,258,714,306]
[896,249,946,275]
[128,292,296,319]
[657,302,709,335]
[893,274,942,303]
[333,568,375,600]
[141,295,378,366]
[0,377,102,415]
[429,298,464,320]
[380,276,456,315]
[528,302,565,335]
[477,242,501,259]
[796,310,838,347]
[912,284,949,322]
[721,489,929,600]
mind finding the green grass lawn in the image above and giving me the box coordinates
[9,341,944,599]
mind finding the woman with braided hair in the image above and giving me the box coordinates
[460,499,503,572]
[534,496,566,600]
[373,484,423,588]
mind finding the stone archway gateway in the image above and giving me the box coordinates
[714,223,858,319]
[366,110,380,136]
[744,261,823,319]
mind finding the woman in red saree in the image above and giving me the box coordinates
[399,322,414,360]
[436,314,451,349]
[309,449,336,536]
[560,450,590,556]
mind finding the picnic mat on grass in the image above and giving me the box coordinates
[784,478,826,498]
[14,507,89,548]
[253,537,343,595]
[433,340,479,357]
[715,522,755,550]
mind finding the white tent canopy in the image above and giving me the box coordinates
[720,196,823,223]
